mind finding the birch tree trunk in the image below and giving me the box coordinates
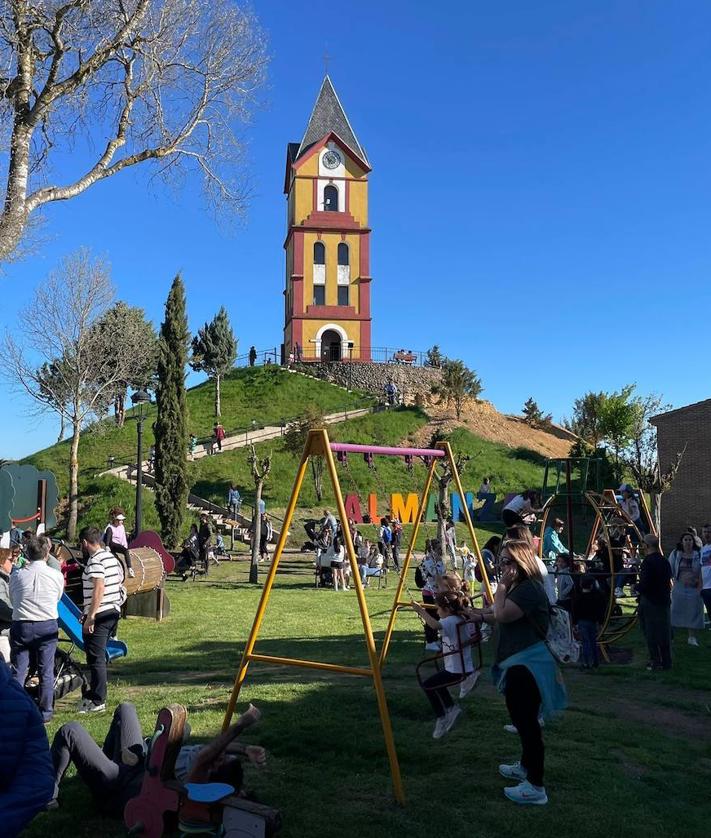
[215,374,221,418]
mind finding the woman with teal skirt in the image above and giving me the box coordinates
[468,539,567,806]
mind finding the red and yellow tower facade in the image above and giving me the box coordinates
[283,77,372,362]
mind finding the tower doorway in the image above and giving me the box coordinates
[321,329,342,362]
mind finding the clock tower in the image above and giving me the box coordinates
[282,76,372,363]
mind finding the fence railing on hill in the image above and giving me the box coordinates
[235,346,436,367]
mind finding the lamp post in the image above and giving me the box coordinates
[130,388,151,538]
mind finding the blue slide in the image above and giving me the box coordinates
[58,594,128,661]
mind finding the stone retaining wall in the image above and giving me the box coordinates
[293,362,442,404]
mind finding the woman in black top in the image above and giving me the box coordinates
[468,539,554,806]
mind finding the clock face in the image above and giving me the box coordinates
[323,149,341,169]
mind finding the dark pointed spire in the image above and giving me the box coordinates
[297,76,368,164]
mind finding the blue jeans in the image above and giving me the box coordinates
[577,619,598,667]
[11,618,58,721]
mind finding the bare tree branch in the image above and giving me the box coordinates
[0,0,268,260]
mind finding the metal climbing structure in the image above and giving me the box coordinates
[538,457,657,655]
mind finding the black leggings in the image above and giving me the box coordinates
[109,541,133,570]
[422,669,461,717]
[504,665,544,786]
[422,591,438,644]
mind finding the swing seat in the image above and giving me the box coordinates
[415,620,483,691]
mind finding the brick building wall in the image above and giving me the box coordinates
[651,398,711,552]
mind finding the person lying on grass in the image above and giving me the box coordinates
[48,701,266,815]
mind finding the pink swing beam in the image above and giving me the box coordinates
[329,442,445,458]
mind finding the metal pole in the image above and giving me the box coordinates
[135,413,144,537]
[379,455,438,667]
[222,449,312,731]
[321,430,406,805]
[565,460,574,557]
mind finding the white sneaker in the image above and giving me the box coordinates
[503,780,548,805]
[433,717,448,739]
[77,698,91,714]
[499,761,528,780]
[443,704,463,733]
[504,717,544,734]
[425,642,442,652]
[459,670,481,699]
[85,702,106,713]
[688,636,699,647]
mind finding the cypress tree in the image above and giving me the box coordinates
[190,306,237,417]
[154,275,189,547]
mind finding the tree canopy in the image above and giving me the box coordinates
[190,307,237,418]
[431,359,483,419]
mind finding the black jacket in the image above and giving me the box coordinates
[638,552,672,606]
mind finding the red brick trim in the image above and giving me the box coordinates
[291,131,371,174]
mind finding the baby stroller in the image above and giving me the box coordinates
[25,638,87,703]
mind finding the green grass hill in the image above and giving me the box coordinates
[21,366,553,543]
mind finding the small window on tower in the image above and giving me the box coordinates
[337,286,349,306]
[338,243,349,266]
[313,285,326,306]
[314,241,325,264]
[324,184,338,212]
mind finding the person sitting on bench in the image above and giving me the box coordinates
[48,702,266,814]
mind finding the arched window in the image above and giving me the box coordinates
[337,243,349,266]
[324,184,338,212]
[313,241,325,264]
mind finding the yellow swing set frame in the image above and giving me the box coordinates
[221,428,492,805]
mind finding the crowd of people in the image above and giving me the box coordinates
[3,471,711,829]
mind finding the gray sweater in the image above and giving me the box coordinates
[0,569,12,633]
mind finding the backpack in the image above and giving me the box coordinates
[544,605,580,665]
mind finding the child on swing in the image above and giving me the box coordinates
[412,589,479,739]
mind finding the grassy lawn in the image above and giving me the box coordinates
[29,554,711,838]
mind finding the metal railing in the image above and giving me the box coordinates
[234,345,439,367]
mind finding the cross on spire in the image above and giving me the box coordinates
[323,49,332,75]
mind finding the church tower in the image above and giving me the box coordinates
[283,76,372,363]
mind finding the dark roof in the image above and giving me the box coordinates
[650,398,711,424]
[296,76,368,164]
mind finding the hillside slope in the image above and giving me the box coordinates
[415,400,574,459]
[23,366,371,496]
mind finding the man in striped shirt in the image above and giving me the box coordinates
[79,527,124,713]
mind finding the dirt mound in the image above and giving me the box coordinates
[414,400,575,459]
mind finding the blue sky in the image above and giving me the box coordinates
[1,0,709,458]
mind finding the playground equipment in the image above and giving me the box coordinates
[0,462,59,540]
[54,535,170,621]
[538,458,657,654]
[58,593,128,661]
[124,704,281,838]
[222,429,491,806]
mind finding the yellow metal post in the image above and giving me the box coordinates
[378,454,438,667]
[321,430,406,805]
[222,445,312,731]
[439,441,493,603]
